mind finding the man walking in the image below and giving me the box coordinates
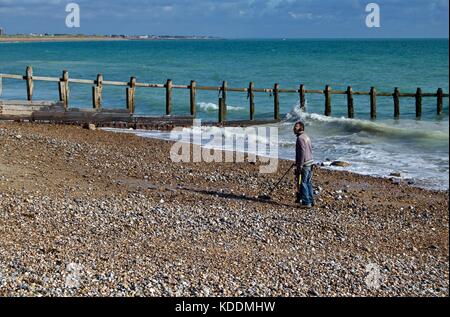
[294,121,315,209]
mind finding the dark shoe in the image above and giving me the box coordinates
[300,204,312,209]
[295,193,302,204]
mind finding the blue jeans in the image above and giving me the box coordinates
[300,166,314,206]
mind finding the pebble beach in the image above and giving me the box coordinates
[0,122,448,297]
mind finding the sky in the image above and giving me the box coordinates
[0,0,448,38]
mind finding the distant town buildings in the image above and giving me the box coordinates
[0,27,5,36]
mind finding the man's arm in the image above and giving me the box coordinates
[296,136,305,171]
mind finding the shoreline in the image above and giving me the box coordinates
[102,128,449,193]
[0,37,219,43]
[0,122,448,297]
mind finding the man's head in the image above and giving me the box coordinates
[293,121,305,135]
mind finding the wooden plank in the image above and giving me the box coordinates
[253,88,273,93]
[196,86,221,91]
[172,84,190,89]
[227,87,247,93]
[305,89,324,94]
[0,74,24,80]
[353,91,371,96]
[135,83,165,89]
[69,78,96,85]
[278,89,297,93]
[330,90,347,95]
[32,76,60,82]
[102,80,129,86]
[0,100,62,107]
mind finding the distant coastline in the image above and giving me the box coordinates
[0,34,218,43]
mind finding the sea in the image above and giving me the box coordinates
[0,39,448,190]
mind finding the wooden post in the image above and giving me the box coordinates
[25,66,33,101]
[393,87,400,118]
[221,81,228,118]
[218,97,225,123]
[370,87,377,119]
[166,79,173,116]
[59,70,69,109]
[190,80,196,117]
[249,82,255,121]
[127,76,136,114]
[415,87,422,118]
[347,86,354,119]
[92,74,103,110]
[0,76,3,97]
[324,85,331,116]
[299,84,306,111]
[274,83,280,121]
[437,88,443,115]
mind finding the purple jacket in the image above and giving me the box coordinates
[296,132,314,168]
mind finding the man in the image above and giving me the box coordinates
[294,121,315,209]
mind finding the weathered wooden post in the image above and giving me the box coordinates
[249,82,255,121]
[59,70,69,109]
[25,66,33,101]
[127,76,136,114]
[299,84,306,111]
[221,81,228,117]
[393,87,400,118]
[92,74,103,110]
[274,83,280,121]
[166,79,173,116]
[324,85,331,116]
[218,97,225,123]
[0,76,2,97]
[347,86,354,119]
[190,80,197,117]
[437,88,443,115]
[370,87,377,119]
[415,87,422,118]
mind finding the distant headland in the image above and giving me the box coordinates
[0,33,218,43]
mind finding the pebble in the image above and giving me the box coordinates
[0,122,447,297]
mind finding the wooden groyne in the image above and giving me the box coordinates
[0,66,448,129]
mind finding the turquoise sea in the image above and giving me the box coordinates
[0,39,449,189]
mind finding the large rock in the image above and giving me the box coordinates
[331,161,352,167]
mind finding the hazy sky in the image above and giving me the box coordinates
[0,0,448,38]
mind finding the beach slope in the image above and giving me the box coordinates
[0,122,448,297]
